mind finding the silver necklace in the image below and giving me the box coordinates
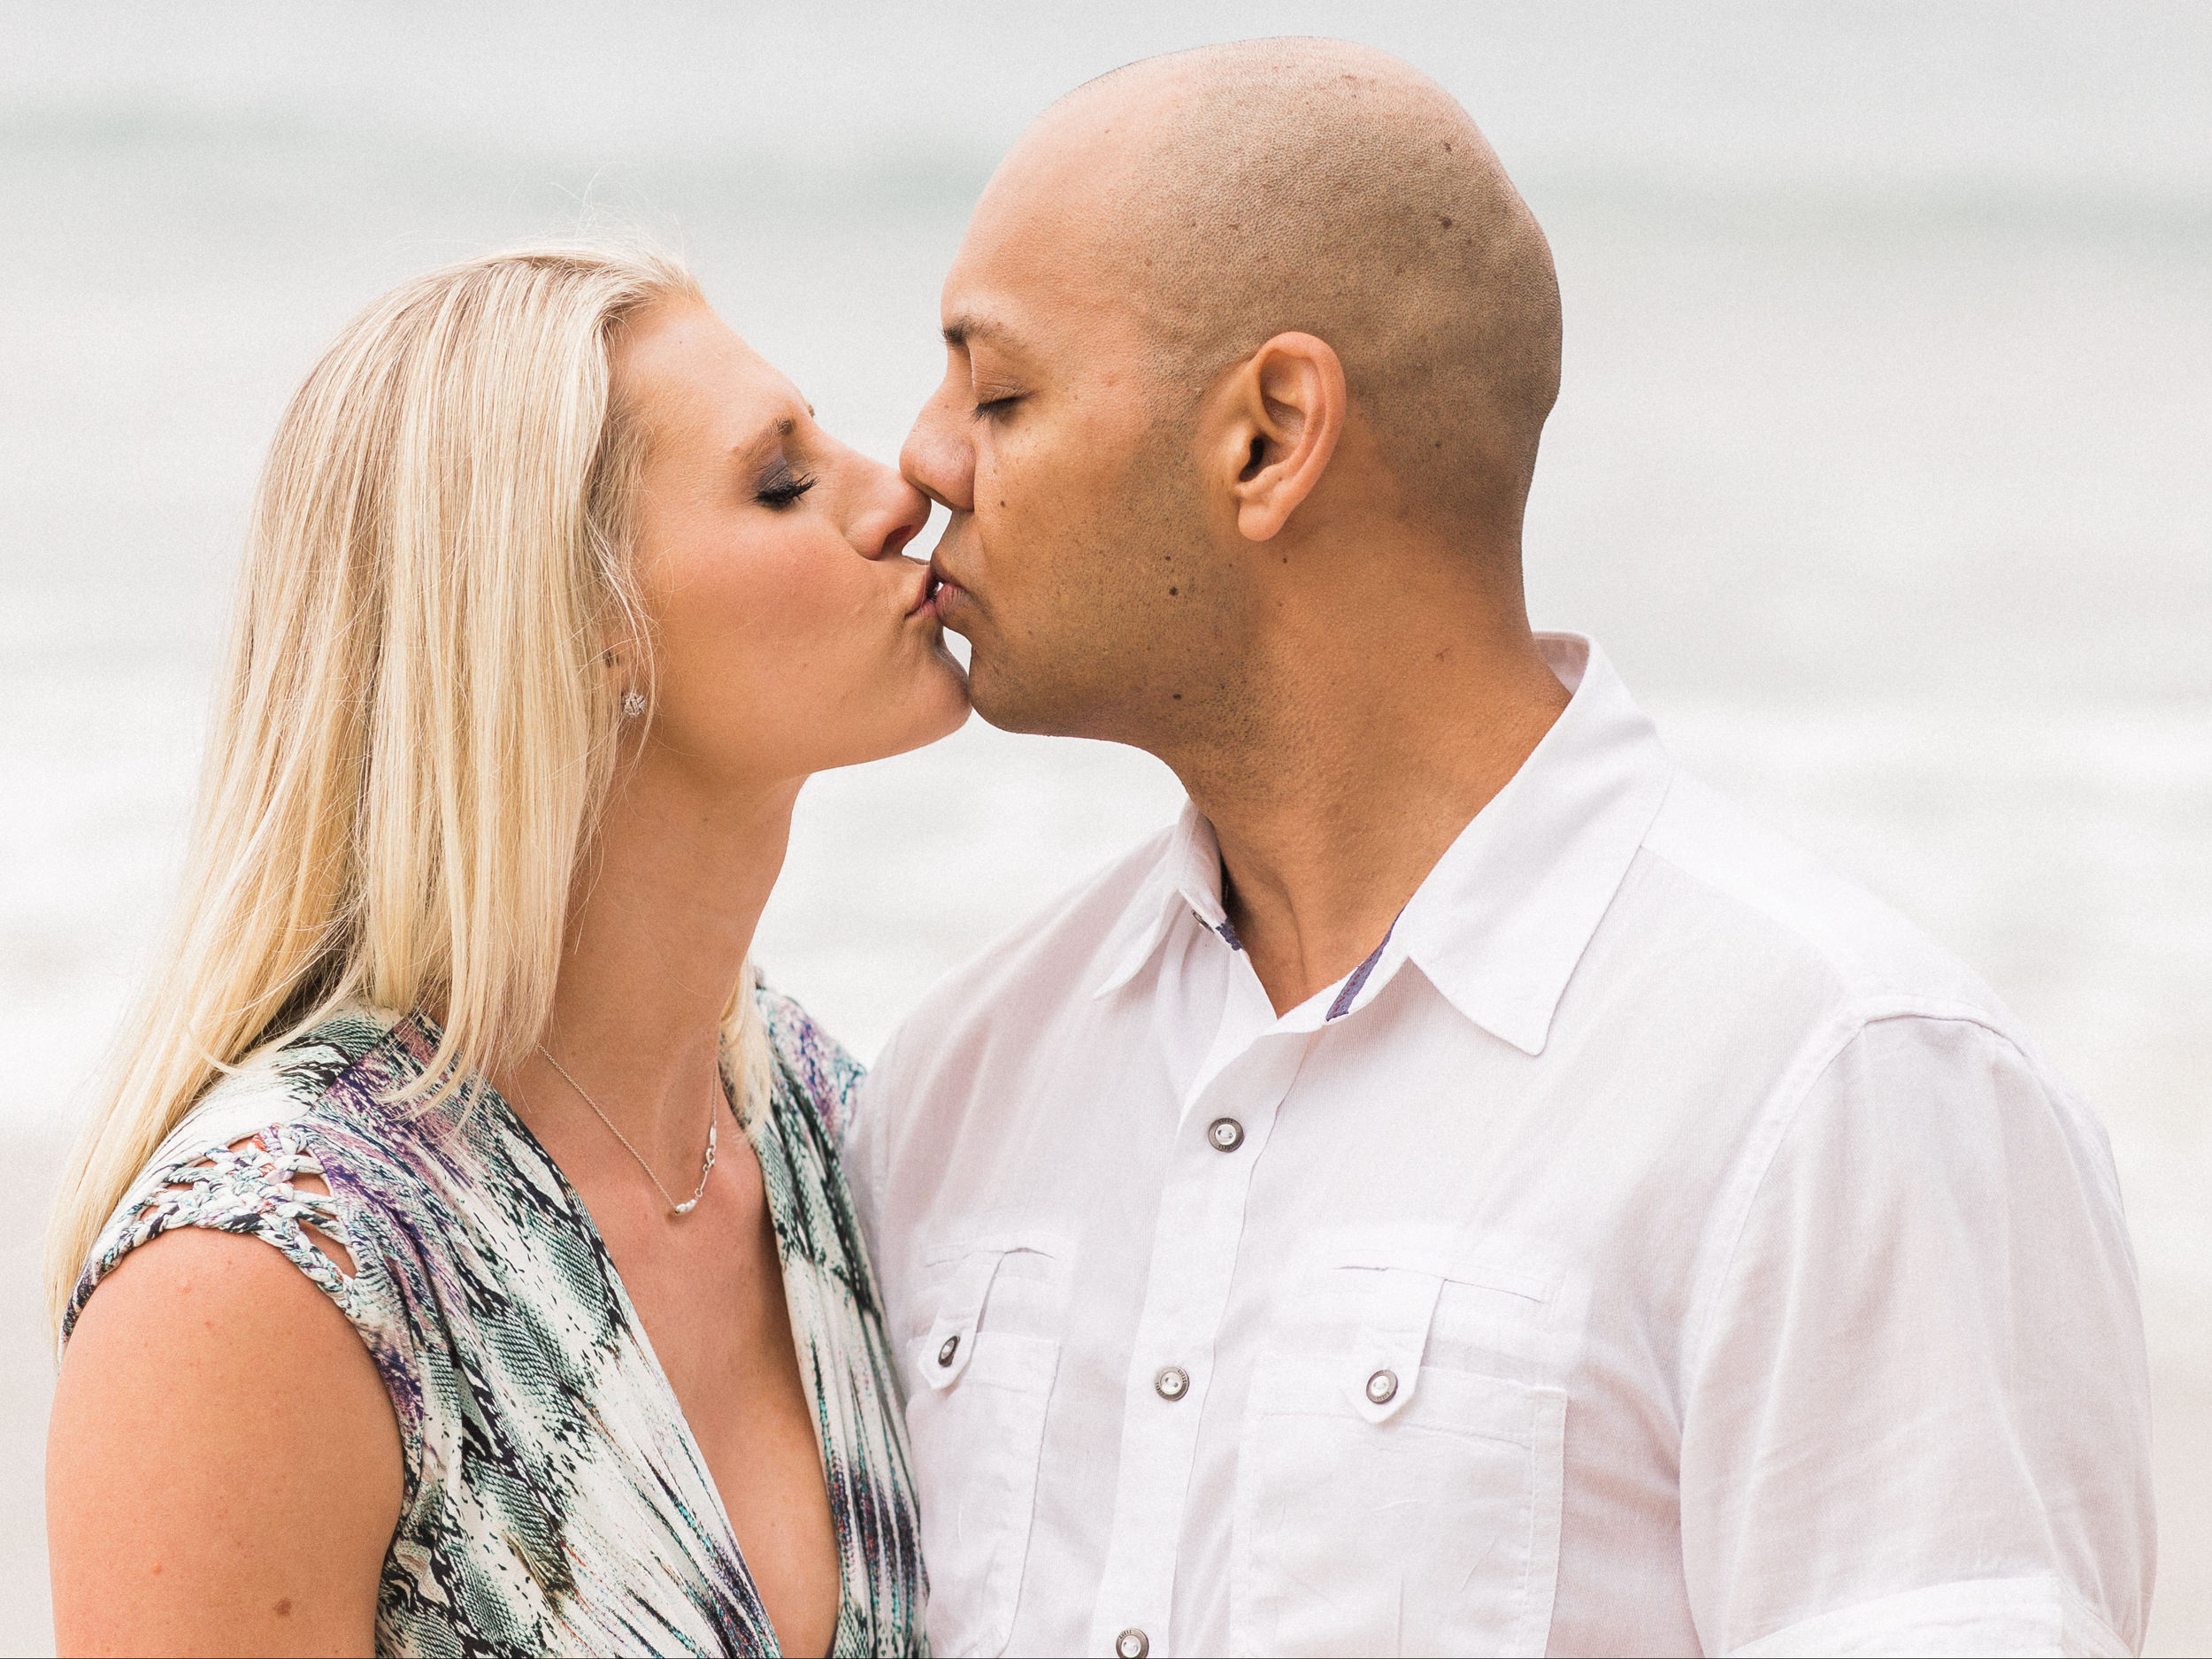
[537,1044,718,1217]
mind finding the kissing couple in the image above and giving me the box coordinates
[46,39,2152,1659]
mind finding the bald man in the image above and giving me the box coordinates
[850,40,2153,1659]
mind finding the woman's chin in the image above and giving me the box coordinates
[848,660,973,768]
[910,661,975,749]
[918,634,972,707]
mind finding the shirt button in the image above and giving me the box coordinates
[937,1334,960,1368]
[1365,1367,1398,1404]
[1154,1365,1190,1402]
[1207,1116,1245,1152]
[1115,1630,1150,1659]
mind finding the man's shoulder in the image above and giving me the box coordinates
[1632,770,2017,1037]
[876,822,1177,1078]
[1626,775,2117,1286]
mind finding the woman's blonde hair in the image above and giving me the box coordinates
[46,242,772,1333]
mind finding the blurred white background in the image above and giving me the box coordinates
[2,3,2205,1652]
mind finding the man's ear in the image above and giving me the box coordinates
[1206,332,1347,542]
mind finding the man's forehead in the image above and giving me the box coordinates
[941,212,1144,361]
[936,81,1200,361]
[938,234,1130,361]
[939,273,1149,371]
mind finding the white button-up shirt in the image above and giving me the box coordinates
[848,636,2154,1658]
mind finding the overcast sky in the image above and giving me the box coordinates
[8,1,2210,195]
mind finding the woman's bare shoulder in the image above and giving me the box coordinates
[49,1223,402,1656]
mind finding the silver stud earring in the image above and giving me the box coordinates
[621,690,647,719]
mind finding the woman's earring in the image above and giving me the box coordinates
[621,690,647,719]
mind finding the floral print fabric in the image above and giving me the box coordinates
[65,994,926,1657]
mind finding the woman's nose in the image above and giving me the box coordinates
[901,394,974,513]
[856,470,932,561]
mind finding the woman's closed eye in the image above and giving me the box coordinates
[972,394,1023,421]
[755,460,818,509]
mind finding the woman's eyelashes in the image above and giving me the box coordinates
[755,458,818,509]
[972,392,1023,421]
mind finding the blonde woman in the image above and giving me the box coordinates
[43,245,960,1656]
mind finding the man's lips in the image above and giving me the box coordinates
[926,558,973,628]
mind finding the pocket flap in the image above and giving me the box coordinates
[920,1248,1006,1392]
[1345,1266,1444,1423]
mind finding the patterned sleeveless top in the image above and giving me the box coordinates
[64,992,926,1657]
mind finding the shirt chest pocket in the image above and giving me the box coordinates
[1232,1256,1570,1657]
[904,1240,1062,1658]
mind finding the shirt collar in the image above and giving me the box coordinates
[1092,634,1674,1054]
[1094,803,1231,998]
[1388,634,1673,1055]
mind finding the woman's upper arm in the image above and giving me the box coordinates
[47,1225,403,1658]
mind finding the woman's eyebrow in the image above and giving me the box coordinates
[731,415,798,462]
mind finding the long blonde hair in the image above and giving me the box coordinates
[46,243,772,1333]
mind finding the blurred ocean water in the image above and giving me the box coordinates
[1,3,2206,1651]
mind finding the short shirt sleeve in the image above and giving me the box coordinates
[1679,1014,2154,1656]
[64,1118,366,1345]
[61,1084,426,1509]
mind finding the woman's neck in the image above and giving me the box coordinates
[513,757,801,1179]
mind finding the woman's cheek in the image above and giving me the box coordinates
[733,539,836,639]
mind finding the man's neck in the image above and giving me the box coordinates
[1163,549,1570,1017]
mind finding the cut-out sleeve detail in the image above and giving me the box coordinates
[65,1120,362,1343]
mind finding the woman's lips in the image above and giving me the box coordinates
[904,566,944,618]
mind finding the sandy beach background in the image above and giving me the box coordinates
[3,3,2206,1652]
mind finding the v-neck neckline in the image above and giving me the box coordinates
[456,1028,856,1656]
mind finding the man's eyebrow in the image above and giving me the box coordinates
[943,315,1012,349]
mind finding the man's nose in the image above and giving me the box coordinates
[901,394,975,514]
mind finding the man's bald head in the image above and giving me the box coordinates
[904,41,1567,746]
[1001,38,1563,535]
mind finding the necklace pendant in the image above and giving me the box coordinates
[535,1042,720,1223]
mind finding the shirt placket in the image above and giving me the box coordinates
[1086,1025,1315,1659]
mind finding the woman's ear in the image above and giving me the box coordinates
[600,642,646,711]
[1207,332,1348,543]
